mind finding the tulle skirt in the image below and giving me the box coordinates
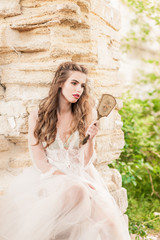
[0,165,131,240]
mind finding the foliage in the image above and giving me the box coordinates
[121,0,160,53]
[109,92,160,237]
[109,0,160,237]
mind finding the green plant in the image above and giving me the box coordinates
[109,92,160,237]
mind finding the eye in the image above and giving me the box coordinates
[82,85,85,88]
[71,82,77,85]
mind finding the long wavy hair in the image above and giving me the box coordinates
[34,61,94,148]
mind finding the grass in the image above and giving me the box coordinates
[126,194,160,238]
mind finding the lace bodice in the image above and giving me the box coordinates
[28,110,97,181]
[39,130,96,179]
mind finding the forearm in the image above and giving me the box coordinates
[36,159,54,173]
[84,139,94,166]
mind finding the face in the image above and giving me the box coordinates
[60,71,87,103]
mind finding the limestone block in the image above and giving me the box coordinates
[99,111,115,130]
[96,150,121,165]
[0,115,28,136]
[9,2,88,31]
[0,135,9,152]
[8,151,31,168]
[96,163,122,191]
[0,116,12,135]
[5,85,49,101]
[0,139,30,169]
[91,0,121,31]
[50,42,95,58]
[111,188,128,214]
[1,66,54,86]
[96,132,124,155]
[0,101,26,117]
[50,26,96,57]
[7,117,16,130]
[0,26,9,53]
[6,133,28,144]
[110,131,125,150]
[2,27,50,53]
[0,0,21,17]
[89,69,120,87]
[0,52,19,65]
[15,117,28,133]
[111,168,122,188]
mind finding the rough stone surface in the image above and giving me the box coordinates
[111,188,128,214]
[0,0,129,223]
[0,136,10,152]
[0,1,21,17]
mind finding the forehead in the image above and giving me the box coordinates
[67,71,87,83]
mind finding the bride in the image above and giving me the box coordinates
[0,61,131,240]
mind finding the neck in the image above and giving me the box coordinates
[58,90,72,115]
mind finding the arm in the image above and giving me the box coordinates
[84,139,94,167]
[84,121,98,169]
[28,109,64,177]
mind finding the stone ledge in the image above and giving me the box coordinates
[0,26,51,53]
[0,1,21,17]
[5,84,49,101]
[9,2,89,31]
[96,150,122,165]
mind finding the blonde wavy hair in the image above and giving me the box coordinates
[34,61,94,148]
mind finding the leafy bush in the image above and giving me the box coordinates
[109,92,160,236]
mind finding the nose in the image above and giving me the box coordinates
[76,84,83,93]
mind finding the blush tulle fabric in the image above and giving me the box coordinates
[0,130,131,240]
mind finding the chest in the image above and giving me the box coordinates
[56,113,74,144]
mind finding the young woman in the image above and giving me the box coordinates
[0,61,131,240]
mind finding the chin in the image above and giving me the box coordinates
[71,99,78,103]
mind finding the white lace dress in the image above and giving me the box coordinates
[0,130,131,240]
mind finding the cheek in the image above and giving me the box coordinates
[62,84,74,98]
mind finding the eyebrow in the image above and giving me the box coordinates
[71,79,86,85]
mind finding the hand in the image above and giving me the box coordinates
[53,170,65,175]
[86,120,99,141]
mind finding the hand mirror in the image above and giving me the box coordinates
[82,94,117,145]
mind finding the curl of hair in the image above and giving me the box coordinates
[33,61,94,149]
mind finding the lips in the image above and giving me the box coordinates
[73,94,80,99]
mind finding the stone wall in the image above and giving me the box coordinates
[0,0,128,223]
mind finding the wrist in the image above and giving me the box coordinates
[87,138,94,144]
